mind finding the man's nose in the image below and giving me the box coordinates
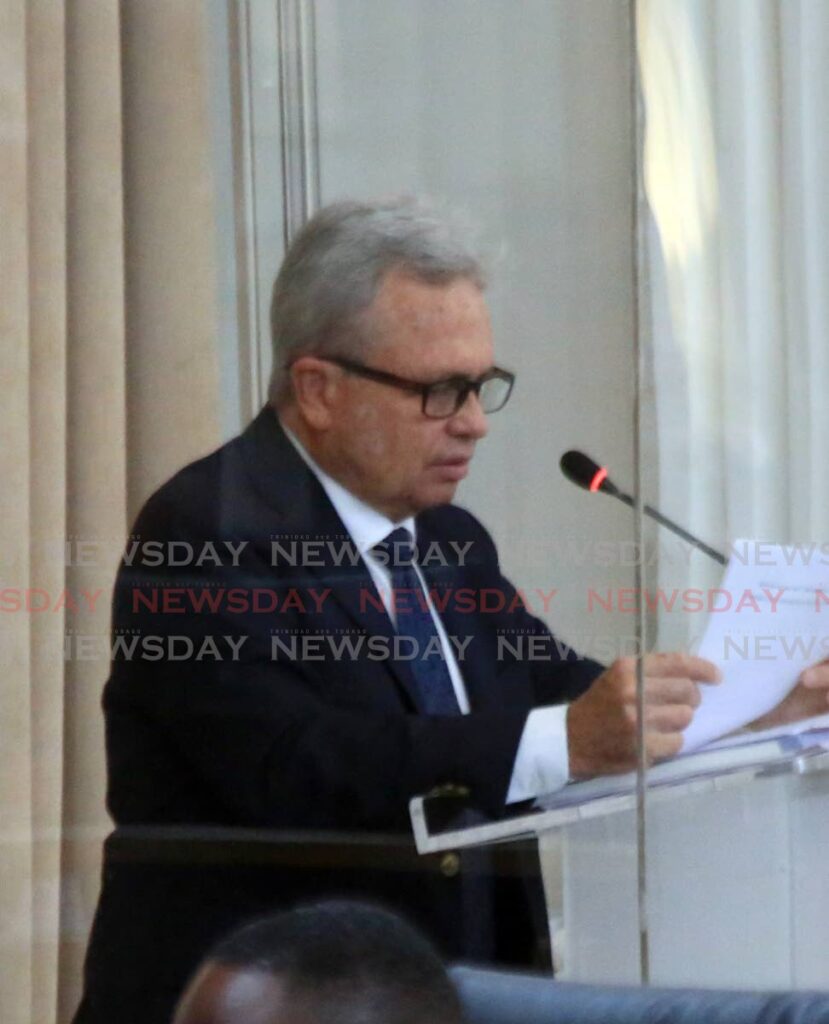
[447,390,489,439]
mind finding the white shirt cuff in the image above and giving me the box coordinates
[506,705,570,803]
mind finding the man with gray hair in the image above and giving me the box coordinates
[75,197,728,1024]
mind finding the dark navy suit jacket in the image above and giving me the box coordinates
[74,407,602,1023]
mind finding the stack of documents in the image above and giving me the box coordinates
[538,713,829,811]
[541,540,829,811]
[684,538,829,750]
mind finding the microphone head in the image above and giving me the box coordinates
[559,450,619,496]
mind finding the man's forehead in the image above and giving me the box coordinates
[368,269,487,328]
[365,269,494,374]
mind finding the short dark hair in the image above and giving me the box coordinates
[208,900,464,1024]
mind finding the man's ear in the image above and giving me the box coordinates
[289,357,339,430]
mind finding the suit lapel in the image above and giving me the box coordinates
[237,407,424,710]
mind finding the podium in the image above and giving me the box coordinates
[411,749,829,990]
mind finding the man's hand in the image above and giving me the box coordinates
[566,653,722,779]
[747,660,829,731]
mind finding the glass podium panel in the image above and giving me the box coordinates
[311,0,647,982]
[213,0,829,999]
[636,0,829,992]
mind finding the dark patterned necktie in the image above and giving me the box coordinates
[373,527,461,716]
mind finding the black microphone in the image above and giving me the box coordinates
[559,449,727,566]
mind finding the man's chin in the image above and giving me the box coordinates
[411,481,460,513]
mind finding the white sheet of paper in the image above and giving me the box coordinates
[682,539,829,752]
[699,711,829,752]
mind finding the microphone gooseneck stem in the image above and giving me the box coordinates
[611,490,727,566]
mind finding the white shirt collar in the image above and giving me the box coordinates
[281,421,415,555]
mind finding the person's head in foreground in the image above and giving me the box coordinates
[172,900,465,1024]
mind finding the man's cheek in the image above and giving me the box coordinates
[362,433,390,459]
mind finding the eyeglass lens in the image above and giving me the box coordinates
[424,375,512,417]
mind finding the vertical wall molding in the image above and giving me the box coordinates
[224,0,319,419]
[277,0,320,248]
[228,0,264,417]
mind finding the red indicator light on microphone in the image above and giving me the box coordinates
[589,467,608,493]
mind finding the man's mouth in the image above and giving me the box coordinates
[432,457,472,481]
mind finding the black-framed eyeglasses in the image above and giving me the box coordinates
[320,356,516,419]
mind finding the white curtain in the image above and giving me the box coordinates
[637,0,829,648]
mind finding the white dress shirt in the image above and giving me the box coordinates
[283,424,571,802]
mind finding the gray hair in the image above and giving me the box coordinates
[268,197,488,406]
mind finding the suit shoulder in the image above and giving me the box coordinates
[427,502,488,532]
[130,436,241,539]
[419,503,499,560]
